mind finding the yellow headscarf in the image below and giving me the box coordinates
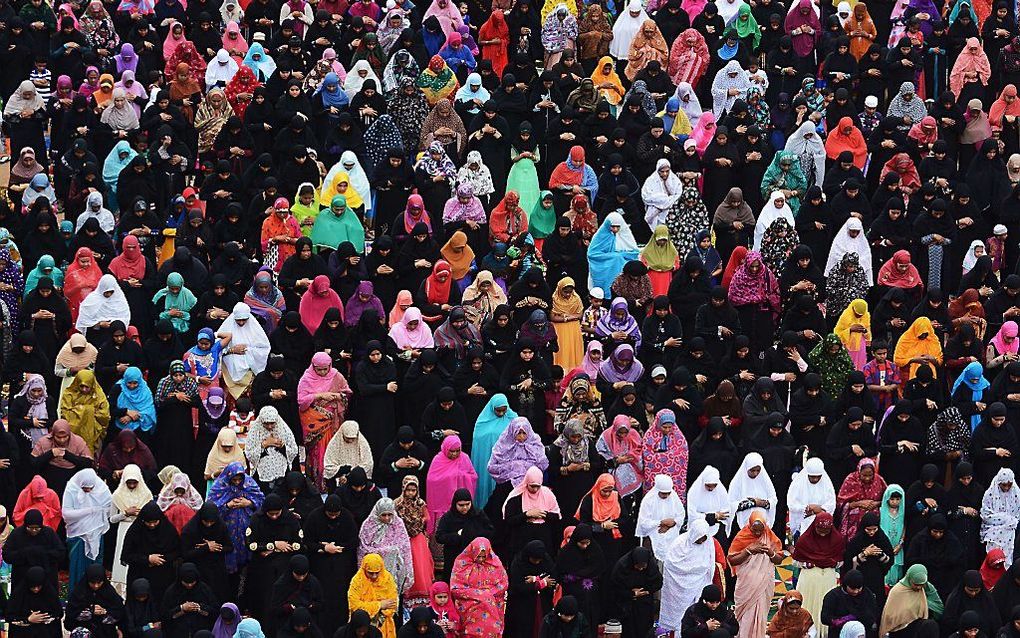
[59,369,111,454]
[320,170,364,209]
[834,298,871,351]
[440,231,476,280]
[640,224,680,272]
[348,553,398,638]
[894,316,943,380]
[552,277,584,316]
[590,56,625,106]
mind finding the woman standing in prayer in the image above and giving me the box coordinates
[837,457,888,539]
[393,476,434,608]
[728,511,785,638]
[879,565,945,637]
[109,464,152,596]
[217,302,271,399]
[426,435,478,533]
[980,468,1020,565]
[297,352,353,491]
[358,498,413,595]
[348,554,399,638]
[792,512,845,638]
[550,277,584,372]
[598,415,645,500]
[451,537,509,638]
[207,462,264,578]
[62,468,112,593]
[60,370,110,457]
[470,394,517,508]
[641,409,689,495]
[486,416,548,515]
[658,518,715,632]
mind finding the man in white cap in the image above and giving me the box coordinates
[581,286,608,337]
[786,456,836,536]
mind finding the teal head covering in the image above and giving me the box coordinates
[311,194,366,253]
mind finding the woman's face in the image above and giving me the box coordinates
[368,350,383,363]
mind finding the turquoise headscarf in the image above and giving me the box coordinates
[152,272,198,333]
[311,195,366,253]
[881,483,906,586]
[470,394,518,508]
[103,140,137,189]
[23,254,62,297]
[116,366,157,432]
[897,564,944,617]
[242,43,277,81]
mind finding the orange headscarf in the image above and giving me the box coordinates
[729,510,782,555]
[440,230,476,280]
[575,472,622,521]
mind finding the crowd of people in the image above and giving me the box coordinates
[5,0,1020,633]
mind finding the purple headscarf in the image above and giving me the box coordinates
[115,43,138,74]
[599,343,646,383]
[487,416,550,484]
[443,183,487,223]
[343,281,386,327]
[212,603,241,638]
[14,374,48,420]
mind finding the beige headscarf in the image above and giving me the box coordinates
[112,464,154,512]
[55,333,99,370]
[205,428,247,479]
[323,420,374,479]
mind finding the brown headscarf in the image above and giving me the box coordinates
[713,187,756,225]
[31,419,93,469]
[767,591,814,638]
[702,379,744,419]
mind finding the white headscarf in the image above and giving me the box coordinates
[717,0,742,24]
[658,517,716,632]
[825,217,873,281]
[963,239,986,274]
[674,82,703,128]
[687,465,731,536]
[980,467,1020,565]
[62,468,113,560]
[786,121,826,186]
[753,191,794,251]
[710,60,749,117]
[244,406,299,482]
[76,274,132,331]
[786,457,836,534]
[610,0,649,58]
[76,191,116,234]
[324,420,375,480]
[217,302,271,380]
[344,60,383,100]
[728,452,778,528]
[205,49,239,89]
[642,159,684,230]
[636,474,687,557]
[605,211,639,251]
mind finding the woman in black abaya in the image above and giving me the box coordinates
[302,494,359,629]
[120,502,181,596]
[180,502,234,604]
[941,569,1001,638]
[65,564,126,638]
[6,566,63,638]
[554,523,607,626]
[352,340,398,460]
[243,494,303,615]
[158,562,217,638]
[841,511,894,607]
[944,461,985,571]
[505,540,556,638]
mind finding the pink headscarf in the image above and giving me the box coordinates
[501,466,561,518]
[991,321,1020,356]
[298,275,344,333]
[599,415,644,494]
[297,352,343,410]
[690,112,717,154]
[387,307,435,349]
[222,21,249,53]
[163,20,187,61]
[425,436,478,533]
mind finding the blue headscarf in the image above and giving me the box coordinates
[951,360,990,431]
[242,43,277,81]
[185,327,223,378]
[586,212,639,293]
[469,394,517,508]
[316,72,350,109]
[116,366,157,432]
[103,140,137,188]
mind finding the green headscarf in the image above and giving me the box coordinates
[291,183,319,238]
[733,3,761,49]
[23,254,63,297]
[152,272,198,333]
[897,564,944,618]
[311,195,366,253]
[529,190,557,239]
[761,151,807,214]
[808,333,855,397]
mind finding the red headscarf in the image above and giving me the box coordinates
[981,548,1007,589]
[225,65,262,118]
[791,512,845,567]
[299,274,344,333]
[108,235,147,280]
[13,475,63,530]
[877,250,923,288]
[880,153,921,191]
[403,194,432,234]
[824,116,868,168]
[425,260,453,304]
[575,472,622,521]
[477,11,509,76]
